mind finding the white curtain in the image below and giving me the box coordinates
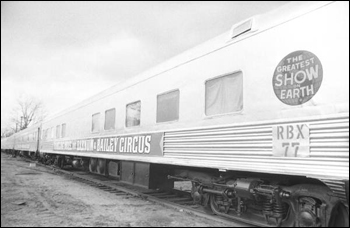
[92,113,100,132]
[157,90,179,123]
[126,101,141,127]
[104,109,116,130]
[61,124,66,138]
[205,72,243,116]
[56,125,61,138]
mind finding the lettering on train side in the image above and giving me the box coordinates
[53,134,160,155]
[273,124,310,157]
[116,135,151,154]
[273,50,323,105]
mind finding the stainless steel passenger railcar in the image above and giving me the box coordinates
[2,2,349,227]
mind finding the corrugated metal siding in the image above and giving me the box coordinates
[321,179,348,204]
[163,114,349,180]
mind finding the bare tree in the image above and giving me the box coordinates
[10,97,47,132]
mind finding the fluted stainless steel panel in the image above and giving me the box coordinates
[321,179,348,204]
[163,114,349,180]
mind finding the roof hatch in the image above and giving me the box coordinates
[230,17,256,39]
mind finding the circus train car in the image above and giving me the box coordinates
[1,135,14,154]
[1,123,41,158]
[2,1,349,227]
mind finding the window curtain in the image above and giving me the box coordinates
[205,72,243,116]
[56,125,61,138]
[61,124,66,138]
[92,113,100,132]
[126,101,141,127]
[157,90,179,123]
[105,109,116,130]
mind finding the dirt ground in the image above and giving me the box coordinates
[1,153,229,227]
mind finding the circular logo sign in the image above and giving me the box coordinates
[272,50,323,106]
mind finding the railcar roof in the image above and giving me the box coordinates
[45,1,332,122]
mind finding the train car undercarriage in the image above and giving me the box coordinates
[170,170,349,227]
[6,150,349,227]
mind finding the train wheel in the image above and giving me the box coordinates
[329,203,349,227]
[202,195,213,214]
[209,194,228,215]
[30,153,36,160]
[203,204,213,214]
[57,156,65,169]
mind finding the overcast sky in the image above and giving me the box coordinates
[1,1,288,129]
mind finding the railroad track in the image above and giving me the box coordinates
[14,155,253,227]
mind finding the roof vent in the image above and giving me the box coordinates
[230,17,256,39]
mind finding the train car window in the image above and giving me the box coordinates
[51,127,55,139]
[104,108,116,130]
[92,113,101,133]
[157,90,179,123]
[126,101,141,127]
[56,125,61,138]
[61,123,66,138]
[47,128,51,139]
[205,71,243,116]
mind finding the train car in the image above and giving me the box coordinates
[1,134,16,154]
[11,123,40,157]
[1,137,11,152]
[1,1,349,227]
[5,123,39,157]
